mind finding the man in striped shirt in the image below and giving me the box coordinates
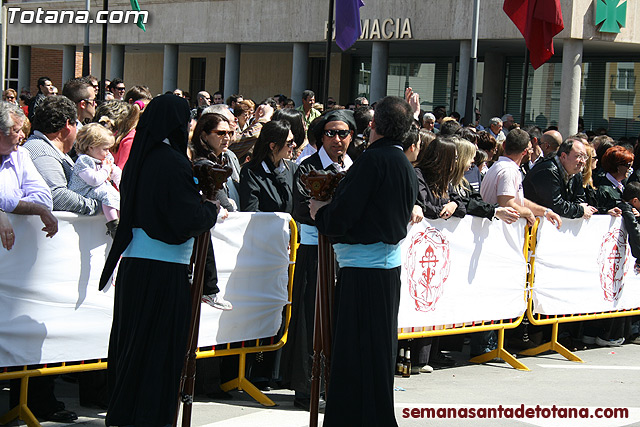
[23,96,101,215]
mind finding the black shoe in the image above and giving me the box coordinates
[430,352,456,367]
[254,381,271,391]
[42,409,78,423]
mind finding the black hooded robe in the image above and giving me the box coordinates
[99,95,218,427]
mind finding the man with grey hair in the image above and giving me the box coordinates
[0,101,57,250]
[488,117,506,143]
[501,113,515,133]
[422,112,436,132]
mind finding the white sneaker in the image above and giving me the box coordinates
[419,365,434,373]
[629,336,640,345]
[595,337,624,347]
[202,294,233,311]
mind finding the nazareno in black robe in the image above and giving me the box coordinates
[99,95,218,427]
[315,136,418,427]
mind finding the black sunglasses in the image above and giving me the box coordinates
[213,130,234,137]
[324,129,351,138]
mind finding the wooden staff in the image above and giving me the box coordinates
[175,160,232,427]
[301,170,345,427]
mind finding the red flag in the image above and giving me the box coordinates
[503,0,564,69]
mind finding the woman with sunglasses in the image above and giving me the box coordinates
[239,119,298,213]
[2,89,17,105]
[191,112,242,209]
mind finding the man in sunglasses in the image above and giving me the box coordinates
[62,78,96,128]
[283,110,355,410]
[108,78,126,101]
[309,96,418,426]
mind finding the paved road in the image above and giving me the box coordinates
[2,343,639,426]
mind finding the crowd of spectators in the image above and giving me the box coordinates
[2,75,640,423]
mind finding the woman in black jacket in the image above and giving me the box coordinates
[239,120,298,213]
[414,136,466,220]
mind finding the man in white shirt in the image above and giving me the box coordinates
[481,128,562,228]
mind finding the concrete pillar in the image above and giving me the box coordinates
[480,51,506,127]
[162,44,179,93]
[110,44,125,79]
[224,43,240,99]
[62,45,76,84]
[559,39,583,139]
[370,41,388,104]
[291,43,309,107]
[457,40,471,116]
[18,46,31,94]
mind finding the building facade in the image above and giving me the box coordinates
[4,0,640,138]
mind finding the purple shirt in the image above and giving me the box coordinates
[0,146,53,212]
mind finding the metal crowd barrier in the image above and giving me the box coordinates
[194,218,297,407]
[520,219,640,363]
[0,219,297,425]
[397,221,534,372]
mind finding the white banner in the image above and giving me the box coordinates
[0,212,291,367]
[532,216,640,315]
[398,216,528,330]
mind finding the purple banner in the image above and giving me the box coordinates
[335,0,365,51]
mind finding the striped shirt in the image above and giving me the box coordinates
[22,131,101,215]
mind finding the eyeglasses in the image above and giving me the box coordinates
[286,139,296,147]
[324,129,351,138]
[83,98,96,106]
[213,130,234,137]
[575,154,589,161]
[5,96,15,100]
[622,163,633,169]
[115,86,126,91]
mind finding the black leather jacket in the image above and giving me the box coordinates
[522,156,586,219]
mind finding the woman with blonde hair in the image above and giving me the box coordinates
[3,88,17,105]
[451,137,519,222]
[93,100,140,168]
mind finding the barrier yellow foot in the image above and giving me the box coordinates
[0,404,40,427]
[519,340,584,363]
[469,348,530,371]
[518,323,584,363]
[220,377,277,407]
[469,328,530,371]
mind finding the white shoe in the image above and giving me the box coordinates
[595,337,624,347]
[629,336,640,345]
[202,294,233,310]
[419,365,434,373]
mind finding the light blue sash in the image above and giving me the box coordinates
[333,242,401,269]
[122,228,194,265]
[299,224,319,246]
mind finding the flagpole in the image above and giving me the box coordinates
[1,0,6,92]
[82,0,91,76]
[464,0,479,126]
[100,0,108,100]
[322,0,334,108]
[520,47,529,127]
